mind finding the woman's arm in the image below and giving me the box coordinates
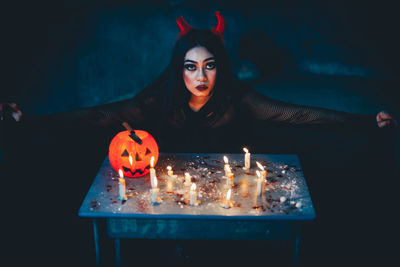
[240,88,387,129]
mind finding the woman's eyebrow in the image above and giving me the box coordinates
[184,57,216,63]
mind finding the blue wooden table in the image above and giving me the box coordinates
[79,153,316,267]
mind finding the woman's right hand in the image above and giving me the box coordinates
[0,103,23,122]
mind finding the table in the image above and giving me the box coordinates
[79,153,315,267]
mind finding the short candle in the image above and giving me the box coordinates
[151,177,161,204]
[167,166,174,176]
[222,188,232,209]
[189,183,197,206]
[118,169,127,201]
[256,161,267,179]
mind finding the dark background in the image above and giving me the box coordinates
[1,0,399,266]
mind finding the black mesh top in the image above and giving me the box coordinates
[24,81,377,153]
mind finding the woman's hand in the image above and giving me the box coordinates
[376,110,397,128]
[0,103,23,122]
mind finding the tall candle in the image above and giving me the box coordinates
[118,169,127,201]
[256,170,263,196]
[243,147,251,170]
[189,183,197,206]
[150,156,156,188]
[256,161,267,179]
[223,156,231,177]
[226,171,234,187]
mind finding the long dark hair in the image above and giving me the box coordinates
[143,29,236,126]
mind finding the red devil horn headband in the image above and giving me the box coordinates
[176,11,226,37]
[176,16,193,37]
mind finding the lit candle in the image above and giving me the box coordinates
[226,166,234,187]
[118,169,127,201]
[151,177,161,204]
[256,170,263,196]
[222,188,232,209]
[167,166,174,176]
[129,154,134,169]
[243,147,251,170]
[256,161,267,179]
[184,172,191,186]
[150,156,156,188]
[223,156,231,177]
[189,183,197,206]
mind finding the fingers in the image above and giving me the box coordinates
[377,111,392,121]
[378,120,391,128]
[0,103,23,122]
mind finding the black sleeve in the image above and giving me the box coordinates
[240,87,377,130]
[22,88,159,131]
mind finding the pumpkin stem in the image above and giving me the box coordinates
[122,122,143,144]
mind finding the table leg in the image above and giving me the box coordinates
[93,219,101,267]
[115,238,121,267]
[293,224,302,267]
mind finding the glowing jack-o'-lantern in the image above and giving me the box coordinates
[108,125,159,178]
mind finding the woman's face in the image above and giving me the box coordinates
[183,46,217,97]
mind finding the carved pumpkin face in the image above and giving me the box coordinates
[108,130,159,178]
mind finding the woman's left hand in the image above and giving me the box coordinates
[376,110,397,128]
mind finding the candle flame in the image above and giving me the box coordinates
[150,156,155,168]
[256,170,261,178]
[129,154,133,166]
[243,147,249,153]
[226,189,231,201]
[154,176,158,187]
[118,169,124,178]
[167,166,172,171]
[190,183,196,191]
[223,156,229,164]
[256,161,264,171]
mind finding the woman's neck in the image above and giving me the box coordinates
[188,94,212,112]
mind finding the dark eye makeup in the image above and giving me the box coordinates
[184,61,216,71]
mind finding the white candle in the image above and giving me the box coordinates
[189,183,197,206]
[223,156,231,177]
[151,177,161,204]
[226,171,234,187]
[256,170,263,196]
[243,147,251,170]
[184,172,191,186]
[118,169,127,201]
[150,156,156,188]
[222,188,232,209]
[256,161,267,179]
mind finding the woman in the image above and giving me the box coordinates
[1,12,395,155]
